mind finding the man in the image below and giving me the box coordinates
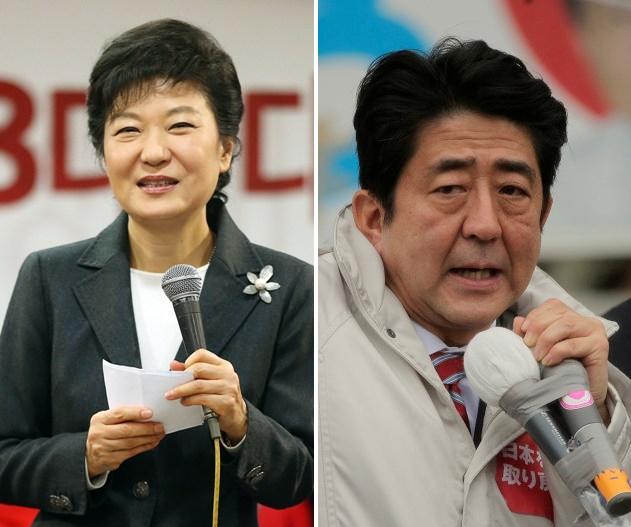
[319,39,631,526]
[604,300,631,374]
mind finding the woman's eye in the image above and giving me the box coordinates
[170,122,195,130]
[114,126,139,135]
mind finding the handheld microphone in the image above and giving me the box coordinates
[464,327,570,464]
[161,264,221,439]
[542,360,631,516]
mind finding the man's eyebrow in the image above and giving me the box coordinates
[428,157,475,176]
[494,158,536,180]
[427,156,536,181]
[109,106,201,122]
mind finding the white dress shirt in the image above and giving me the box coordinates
[130,264,209,371]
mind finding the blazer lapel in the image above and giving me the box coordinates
[73,213,141,367]
[174,202,262,361]
[74,202,261,366]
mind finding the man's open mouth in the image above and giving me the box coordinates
[451,268,499,280]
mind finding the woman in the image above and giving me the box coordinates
[0,19,313,526]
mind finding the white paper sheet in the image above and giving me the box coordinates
[102,360,204,434]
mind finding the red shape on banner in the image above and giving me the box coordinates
[502,0,609,117]
[52,90,108,190]
[495,432,554,521]
[0,80,36,204]
[0,504,38,526]
[245,92,305,192]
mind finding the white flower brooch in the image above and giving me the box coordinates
[243,265,280,304]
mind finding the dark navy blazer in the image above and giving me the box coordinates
[0,199,313,526]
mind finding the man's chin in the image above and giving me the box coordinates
[445,290,514,324]
[443,306,507,337]
[410,305,505,346]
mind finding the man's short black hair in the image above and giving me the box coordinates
[87,18,244,193]
[354,38,568,221]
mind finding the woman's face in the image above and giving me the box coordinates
[103,80,233,224]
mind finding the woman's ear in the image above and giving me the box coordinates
[218,137,235,173]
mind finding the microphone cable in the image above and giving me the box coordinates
[204,407,222,527]
[162,264,223,527]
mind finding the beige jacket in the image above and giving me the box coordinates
[319,206,631,527]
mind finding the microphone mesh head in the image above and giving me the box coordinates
[464,327,540,406]
[161,264,203,303]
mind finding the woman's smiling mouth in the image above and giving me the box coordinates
[137,176,179,193]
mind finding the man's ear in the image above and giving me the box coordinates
[352,189,387,250]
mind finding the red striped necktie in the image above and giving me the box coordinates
[430,349,469,429]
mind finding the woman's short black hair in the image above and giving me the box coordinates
[87,18,244,193]
[354,38,568,221]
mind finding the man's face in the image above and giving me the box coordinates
[365,111,551,345]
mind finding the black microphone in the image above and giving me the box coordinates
[542,360,631,516]
[161,264,220,439]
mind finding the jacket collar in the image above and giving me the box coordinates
[189,199,263,361]
[333,205,390,327]
[73,199,262,366]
